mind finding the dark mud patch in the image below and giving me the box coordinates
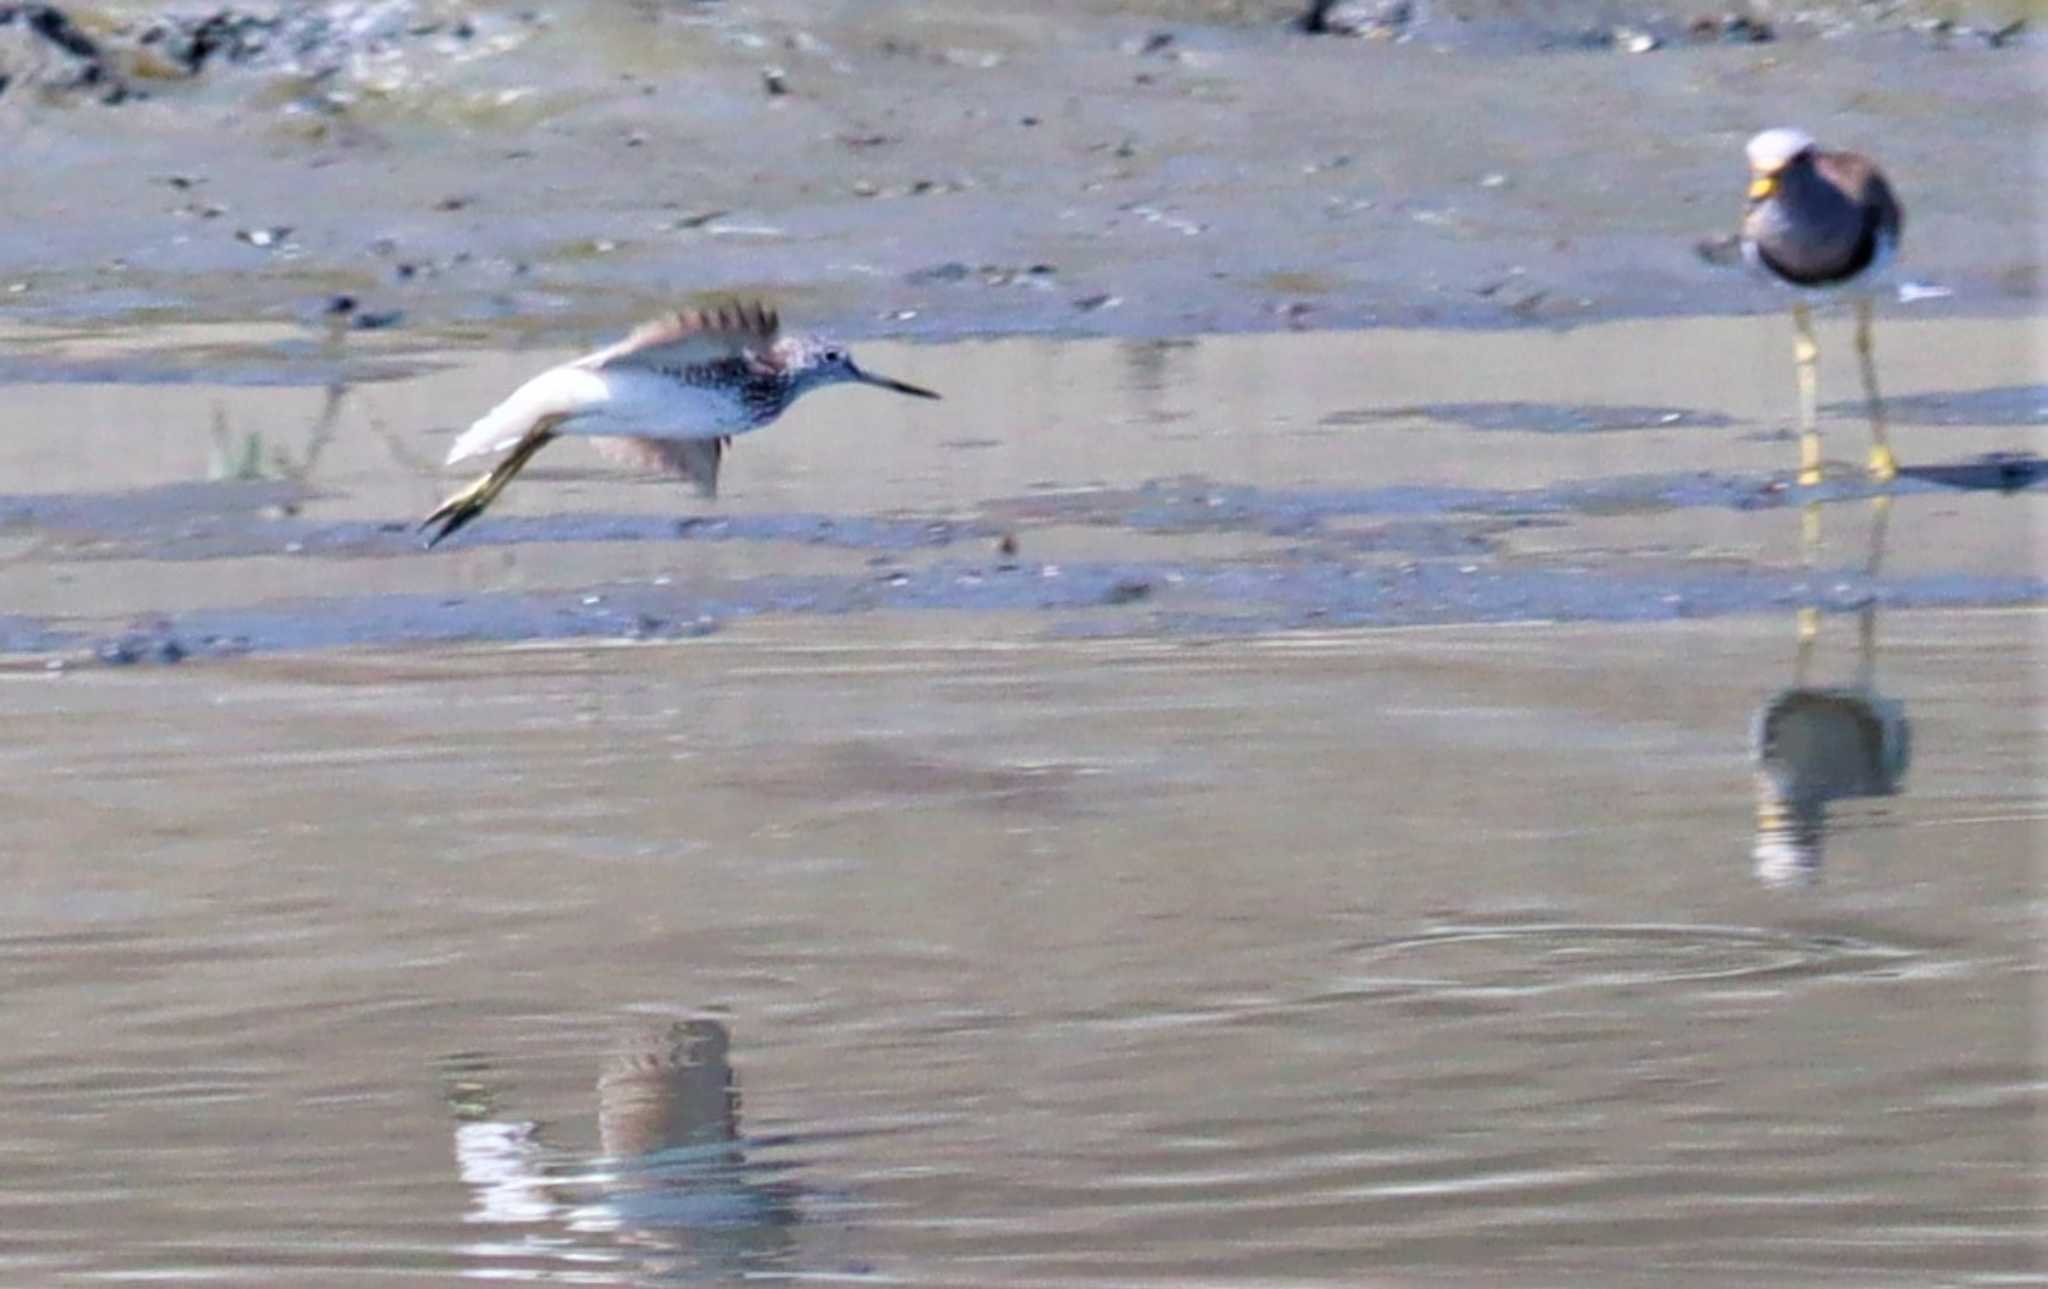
[985,470,1818,538]
[0,354,428,388]
[12,544,2042,662]
[0,488,996,562]
[1310,516,1538,557]
[1899,454,2048,492]
[1824,385,2048,427]
[1323,402,1738,434]
[0,613,74,656]
[9,456,2034,567]
[0,480,317,538]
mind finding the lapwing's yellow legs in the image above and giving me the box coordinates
[1854,296,1899,482]
[1792,303,1822,486]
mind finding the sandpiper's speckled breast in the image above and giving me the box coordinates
[582,362,791,439]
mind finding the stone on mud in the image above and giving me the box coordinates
[1,1,528,108]
[0,4,123,104]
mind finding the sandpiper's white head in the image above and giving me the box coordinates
[772,334,941,401]
[1746,128,1817,175]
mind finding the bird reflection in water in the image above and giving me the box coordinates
[1749,497,1910,887]
[450,1018,802,1281]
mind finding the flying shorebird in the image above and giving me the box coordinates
[420,301,939,547]
[1741,127,1904,486]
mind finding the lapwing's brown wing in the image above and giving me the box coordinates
[1812,149,1903,249]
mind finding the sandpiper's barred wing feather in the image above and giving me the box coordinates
[581,301,782,374]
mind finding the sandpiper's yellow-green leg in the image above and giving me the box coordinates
[1792,303,1822,486]
[421,423,558,548]
[1854,296,1898,482]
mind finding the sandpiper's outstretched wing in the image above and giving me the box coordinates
[441,301,780,467]
[590,435,727,498]
[577,301,780,374]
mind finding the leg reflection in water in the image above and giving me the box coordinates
[1750,497,1909,888]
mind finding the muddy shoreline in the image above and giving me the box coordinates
[2,1,2041,342]
[0,4,2041,661]
[0,314,2040,661]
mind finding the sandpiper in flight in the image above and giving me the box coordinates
[1741,128,1905,486]
[420,301,939,547]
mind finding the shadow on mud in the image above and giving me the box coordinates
[1897,453,2048,493]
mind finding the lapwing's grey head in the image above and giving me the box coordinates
[1746,127,1817,200]
[775,334,940,402]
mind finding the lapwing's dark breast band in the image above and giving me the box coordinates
[1752,220,1884,288]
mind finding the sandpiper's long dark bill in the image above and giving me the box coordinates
[419,302,939,547]
[1740,127,1905,485]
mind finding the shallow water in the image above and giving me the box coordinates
[1,605,2041,1285]
[0,314,2042,652]
[1,313,2043,1284]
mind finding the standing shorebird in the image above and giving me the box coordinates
[1741,128,1905,486]
[420,301,939,547]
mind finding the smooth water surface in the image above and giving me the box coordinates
[0,605,2041,1285]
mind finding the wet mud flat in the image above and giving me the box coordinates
[0,0,2040,340]
[1,604,2040,1284]
[0,313,2041,659]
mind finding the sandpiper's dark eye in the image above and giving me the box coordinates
[824,348,846,364]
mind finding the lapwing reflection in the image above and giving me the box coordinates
[1749,498,1910,887]
[449,1018,801,1280]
